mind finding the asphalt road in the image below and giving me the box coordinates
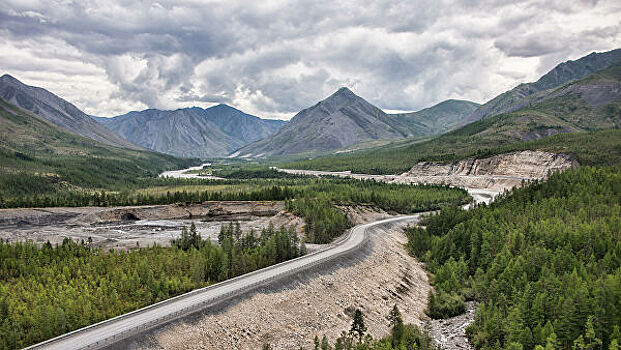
[25,215,419,350]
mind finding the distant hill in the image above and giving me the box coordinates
[235,87,417,157]
[96,104,285,158]
[391,99,480,137]
[282,58,621,174]
[0,74,139,149]
[0,97,193,197]
[470,48,621,120]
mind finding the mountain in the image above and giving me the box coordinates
[96,105,284,158]
[235,87,415,157]
[0,74,139,149]
[201,104,285,144]
[0,97,193,197]
[391,99,480,137]
[470,48,621,120]
[282,60,621,174]
[454,63,621,142]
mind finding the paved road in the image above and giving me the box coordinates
[25,215,419,350]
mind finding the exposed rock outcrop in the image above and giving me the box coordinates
[398,151,578,192]
[404,151,577,178]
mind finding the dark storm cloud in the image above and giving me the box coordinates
[0,0,619,118]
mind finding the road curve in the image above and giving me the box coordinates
[25,215,420,350]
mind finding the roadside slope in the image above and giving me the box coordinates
[136,216,429,350]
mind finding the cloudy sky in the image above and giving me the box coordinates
[1,0,619,119]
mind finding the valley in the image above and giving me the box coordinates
[0,26,619,350]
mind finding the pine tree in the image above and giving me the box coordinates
[321,335,330,350]
[350,309,367,344]
[388,304,404,345]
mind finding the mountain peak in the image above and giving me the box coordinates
[332,86,355,97]
[0,74,22,84]
[211,103,236,111]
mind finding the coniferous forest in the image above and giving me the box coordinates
[0,223,301,349]
[406,166,621,350]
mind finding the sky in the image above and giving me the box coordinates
[0,0,619,120]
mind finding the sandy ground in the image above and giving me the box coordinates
[139,216,430,350]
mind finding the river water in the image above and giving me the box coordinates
[159,163,224,179]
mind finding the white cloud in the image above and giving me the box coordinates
[0,0,619,119]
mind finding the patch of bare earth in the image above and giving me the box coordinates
[0,202,302,251]
[427,302,476,350]
[143,217,431,350]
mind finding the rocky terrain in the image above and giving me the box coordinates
[400,150,578,191]
[427,302,477,350]
[0,201,301,250]
[135,215,430,350]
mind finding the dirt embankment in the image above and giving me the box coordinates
[399,150,577,192]
[138,217,430,350]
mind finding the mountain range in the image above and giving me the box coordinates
[0,95,192,196]
[281,52,621,174]
[240,49,621,159]
[95,105,285,158]
[235,87,411,157]
[1,48,619,162]
[235,88,480,157]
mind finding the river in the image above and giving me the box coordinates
[159,163,224,179]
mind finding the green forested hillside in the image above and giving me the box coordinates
[282,66,621,174]
[0,98,195,197]
[406,166,621,349]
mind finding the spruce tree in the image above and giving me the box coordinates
[350,309,367,344]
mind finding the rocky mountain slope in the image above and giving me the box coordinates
[97,104,284,158]
[470,48,621,120]
[0,74,139,149]
[391,99,480,137]
[235,87,415,157]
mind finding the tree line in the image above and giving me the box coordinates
[405,166,621,350]
[0,222,302,349]
[0,176,469,212]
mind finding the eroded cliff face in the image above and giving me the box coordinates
[399,151,578,192]
[405,151,577,178]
